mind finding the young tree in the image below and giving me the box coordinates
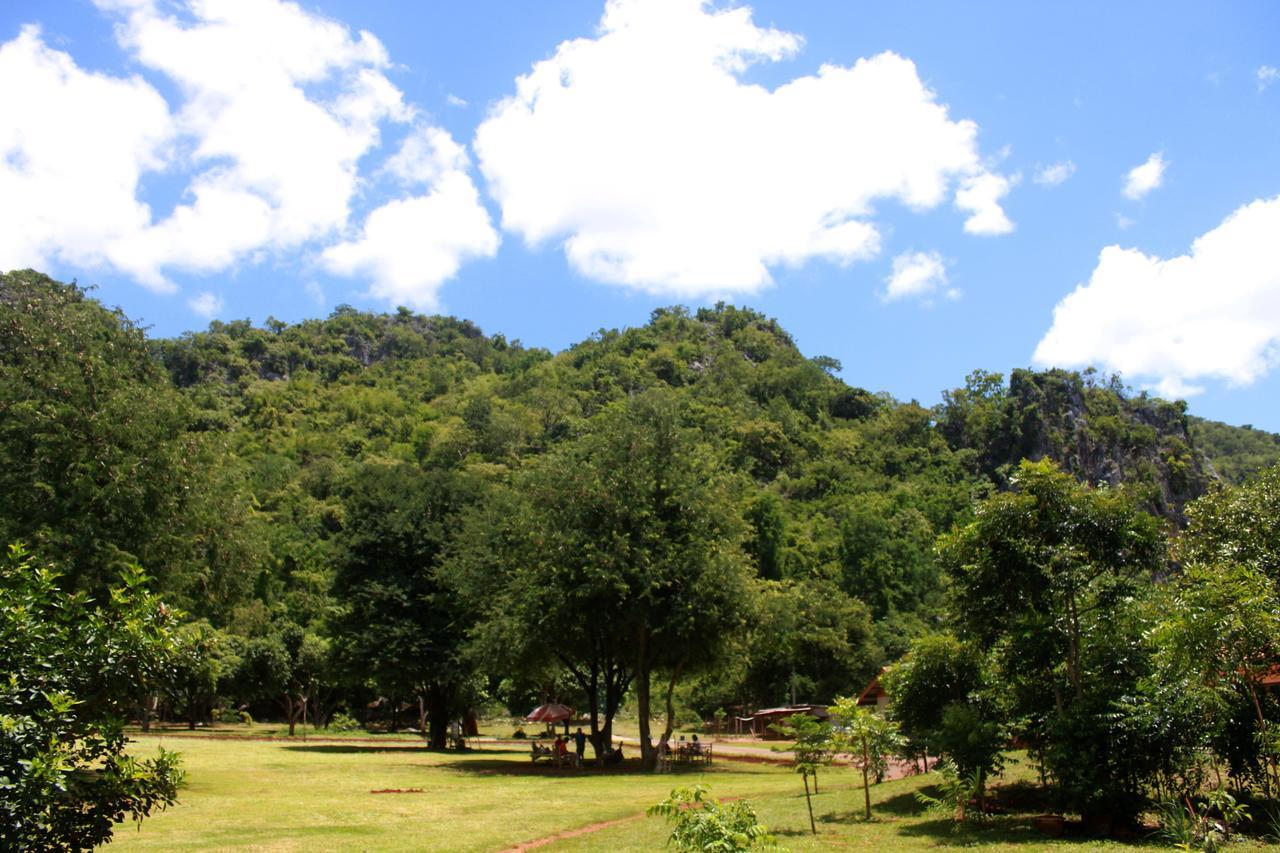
[830,698,903,820]
[772,712,833,833]
[647,785,773,852]
[0,544,184,849]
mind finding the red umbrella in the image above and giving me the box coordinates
[525,703,575,723]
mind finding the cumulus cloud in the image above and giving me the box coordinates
[1034,195,1280,397]
[884,251,949,301]
[0,26,174,285]
[1122,151,1166,200]
[187,290,223,318]
[474,0,1013,296]
[1033,160,1075,187]
[322,172,499,310]
[0,0,495,308]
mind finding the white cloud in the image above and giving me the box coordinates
[0,1,495,308]
[1034,195,1280,396]
[474,0,1012,296]
[383,126,469,187]
[1033,160,1075,187]
[96,0,408,284]
[956,172,1016,235]
[1115,213,1135,230]
[322,171,499,310]
[1122,151,1166,200]
[187,290,223,318]
[1259,66,1279,91]
[0,26,174,286]
[446,93,468,107]
[884,251,947,301]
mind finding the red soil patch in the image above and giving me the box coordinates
[499,813,646,852]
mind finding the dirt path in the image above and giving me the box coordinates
[498,813,646,852]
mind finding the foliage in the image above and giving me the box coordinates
[0,543,184,850]
[1189,417,1280,485]
[647,785,774,852]
[770,712,832,833]
[829,697,903,820]
[332,461,479,746]
[913,759,987,824]
[1179,463,1280,578]
[939,459,1166,821]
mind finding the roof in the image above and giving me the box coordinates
[856,667,889,705]
[752,705,829,719]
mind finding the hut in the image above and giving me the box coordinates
[748,704,829,738]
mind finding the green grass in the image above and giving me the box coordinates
[114,733,1273,851]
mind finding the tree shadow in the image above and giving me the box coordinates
[435,757,680,777]
[875,789,931,817]
[282,744,436,755]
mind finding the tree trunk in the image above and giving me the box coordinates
[636,636,655,770]
[657,658,686,749]
[284,693,298,736]
[862,735,871,820]
[426,685,450,750]
[803,772,816,834]
[417,695,428,739]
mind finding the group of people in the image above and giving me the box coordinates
[534,728,625,768]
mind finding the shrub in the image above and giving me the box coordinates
[647,785,773,852]
[327,711,362,732]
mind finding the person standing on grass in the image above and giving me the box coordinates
[574,728,587,763]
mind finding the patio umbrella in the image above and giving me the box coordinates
[526,702,575,736]
[525,702,575,723]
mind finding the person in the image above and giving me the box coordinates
[690,733,701,755]
[574,727,587,762]
[554,735,568,764]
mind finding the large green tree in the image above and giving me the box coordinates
[0,270,259,610]
[939,459,1166,820]
[331,461,479,747]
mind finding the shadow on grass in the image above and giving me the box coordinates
[281,744,440,755]
[434,757,749,777]
[874,789,931,817]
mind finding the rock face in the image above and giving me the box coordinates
[940,369,1212,524]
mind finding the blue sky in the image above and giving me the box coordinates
[3,0,1279,429]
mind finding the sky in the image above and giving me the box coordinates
[3,0,1280,430]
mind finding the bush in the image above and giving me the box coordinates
[217,708,252,725]
[647,785,773,852]
[0,545,186,849]
[327,711,362,732]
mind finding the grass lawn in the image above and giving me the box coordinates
[114,732,1272,851]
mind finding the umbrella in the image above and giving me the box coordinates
[525,702,575,723]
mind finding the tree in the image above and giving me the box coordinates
[0,270,259,613]
[1179,464,1280,578]
[331,462,478,748]
[879,634,998,778]
[939,459,1165,821]
[829,697,903,820]
[738,579,880,710]
[166,623,226,731]
[1151,561,1280,795]
[452,390,753,769]
[772,712,833,833]
[0,544,183,850]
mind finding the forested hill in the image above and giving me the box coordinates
[4,268,1280,713]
